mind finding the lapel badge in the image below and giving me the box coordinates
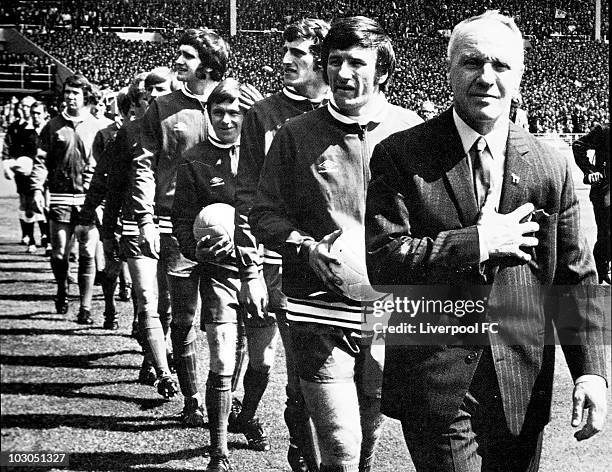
[511,173,520,184]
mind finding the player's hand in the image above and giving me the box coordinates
[195,234,233,263]
[26,189,45,218]
[307,229,343,291]
[586,172,604,185]
[239,83,264,111]
[239,278,269,320]
[139,222,160,259]
[477,202,539,262]
[571,376,608,441]
[74,223,95,243]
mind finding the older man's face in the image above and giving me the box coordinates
[449,20,523,132]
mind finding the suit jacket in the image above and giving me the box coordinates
[365,108,607,436]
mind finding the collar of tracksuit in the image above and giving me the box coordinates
[208,135,240,149]
[327,93,389,126]
[282,86,328,106]
[61,110,87,124]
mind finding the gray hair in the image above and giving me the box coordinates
[447,10,524,66]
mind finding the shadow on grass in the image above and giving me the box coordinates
[0,266,52,274]
[0,350,141,369]
[0,293,53,302]
[0,380,165,405]
[0,327,138,336]
[1,411,186,433]
[0,311,63,321]
[0,279,54,284]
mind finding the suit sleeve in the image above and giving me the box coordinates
[250,126,313,254]
[234,107,266,280]
[552,155,607,382]
[131,104,161,227]
[365,141,481,285]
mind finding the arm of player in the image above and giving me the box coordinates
[132,103,161,258]
[234,107,267,281]
[250,125,307,253]
[172,161,201,262]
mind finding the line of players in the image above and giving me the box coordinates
[23,16,421,472]
[20,10,607,472]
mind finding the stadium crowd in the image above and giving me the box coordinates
[2,0,608,38]
[22,28,609,133]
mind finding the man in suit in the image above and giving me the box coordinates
[573,122,610,284]
[365,11,608,471]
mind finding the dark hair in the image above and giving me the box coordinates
[116,88,133,117]
[206,78,242,119]
[283,18,330,69]
[63,74,93,102]
[30,100,47,112]
[145,67,174,89]
[321,16,395,92]
[179,28,230,81]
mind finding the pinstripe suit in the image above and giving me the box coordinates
[365,108,607,468]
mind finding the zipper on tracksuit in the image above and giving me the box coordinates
[358,124,369,196]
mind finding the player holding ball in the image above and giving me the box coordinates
[172,78,278,472]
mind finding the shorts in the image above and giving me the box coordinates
[199,265,242,327]
[263,262,287,312]
[159,233,197,277]
[199,265,277,329]
[120,234,142,260]
[49,204,81,225]
[290,322,384,399]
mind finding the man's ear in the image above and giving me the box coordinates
[196,66,213,80]
[376,71,388,86]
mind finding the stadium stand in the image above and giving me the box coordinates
[1,0,608,132]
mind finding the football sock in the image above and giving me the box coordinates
[171,324,199,397]
[50,257,69,298]
[239,366,270,423]
[206,372,232,457]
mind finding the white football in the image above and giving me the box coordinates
[192,202,235,244]
[7,156,33,176]
[329,227,378,301]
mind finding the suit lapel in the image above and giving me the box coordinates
[436,109,479,226]
[499,124,531,214]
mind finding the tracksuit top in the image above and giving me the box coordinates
[100,118,144,240]
[235,86,329,280]
[250,96,422,330]
[3,120,40,194]
[172,136,239,272]
[132,85,210,234]
[78,120,121,226]
[32,111,105,207]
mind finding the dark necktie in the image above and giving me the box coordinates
[471,136,490,209]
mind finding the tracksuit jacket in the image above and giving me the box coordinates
[131,86,210,235]
[99,118,144,240]
[31,111,104,207]
[235,86,328,280]
[250,96,422,329]
[172,136,238,269]
[78,120,121,226]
